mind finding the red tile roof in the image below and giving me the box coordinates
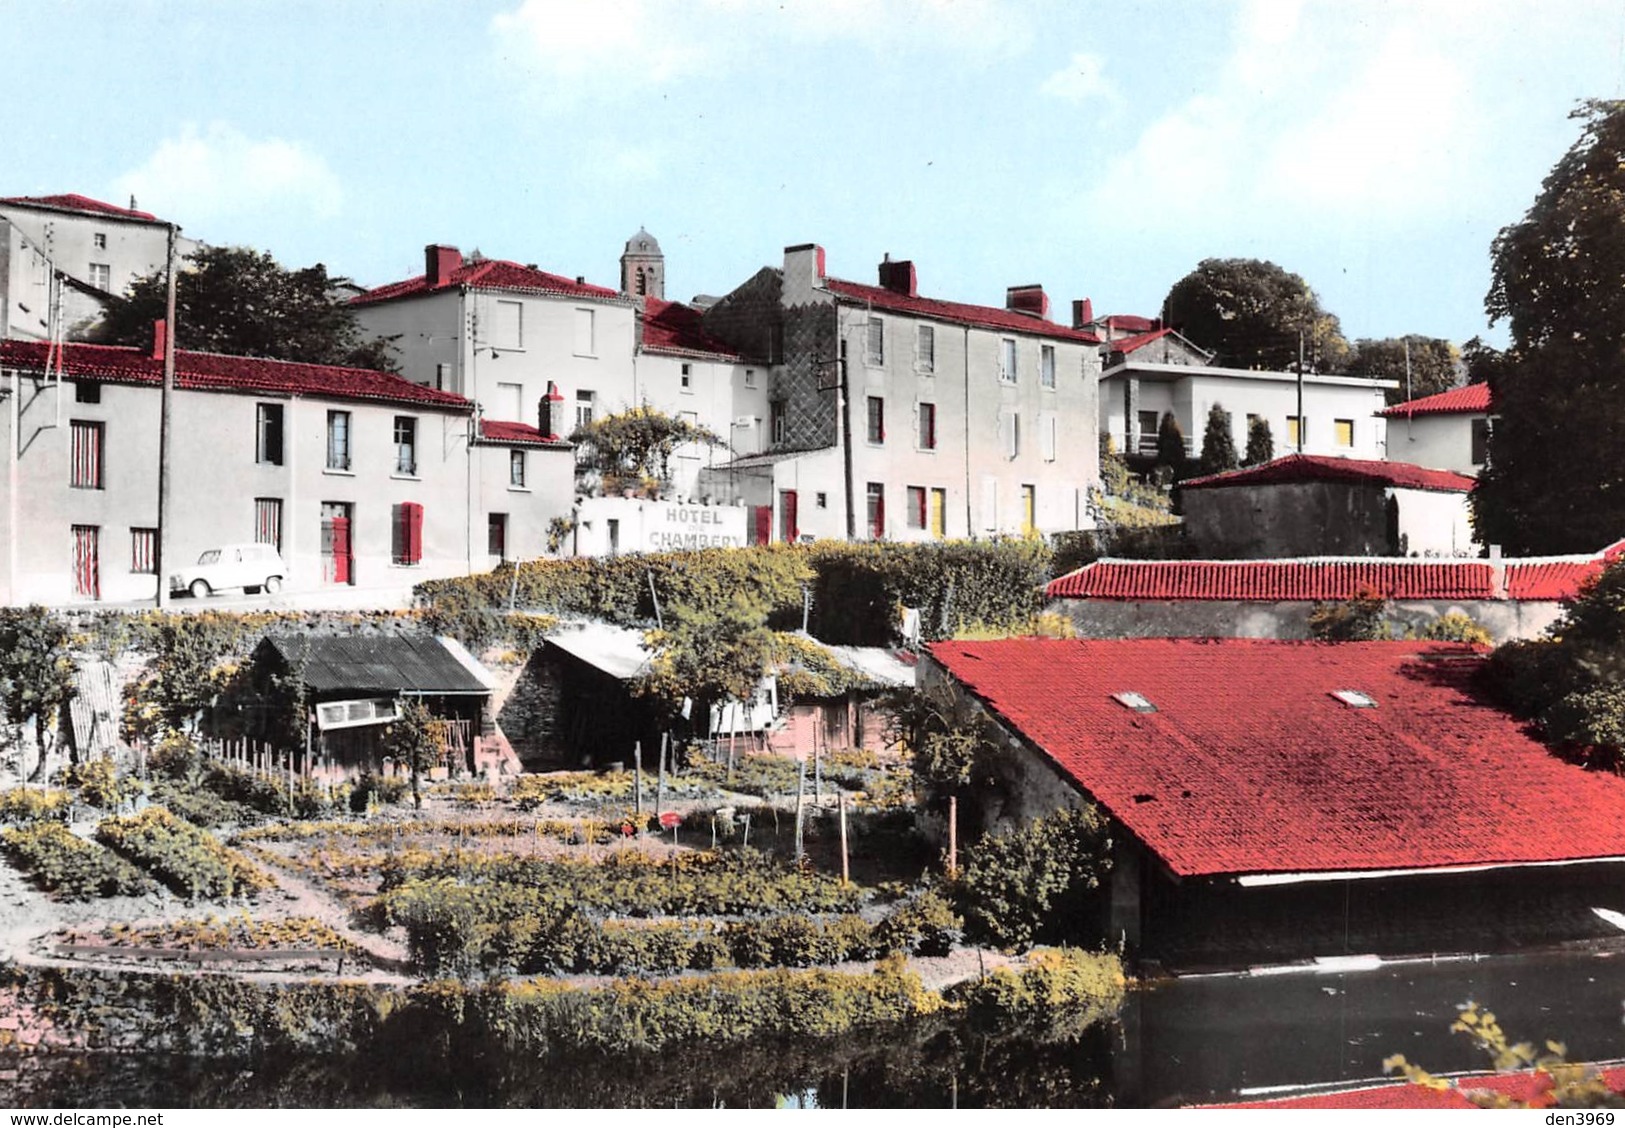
[1107,326,1173,354]
[1102,314,1159,333]
[1180,453,1477,494]
[1046,558,1497,601]
[927,638,1625,878]
[1378,382,1493,418]
[639,297,742,359]
[0,193,161,223]
[0,339,470,411]
[1505,539,1625,600]
[478,418,571,447]
[824,278,1100,344]
[1210,1065,1625,1109]
[351,258,624,306]
[1045,540,1625,603]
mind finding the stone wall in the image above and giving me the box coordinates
[1048,596,1563,644]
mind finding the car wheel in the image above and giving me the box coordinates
[264,576,282,594]
[189,579,211,599]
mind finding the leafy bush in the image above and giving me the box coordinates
[83,915,356,953]
[96,808,272,901]
[872,887,963,957]
[58,758,143,810]
[1409,611,1494,645]
[946,947,1126,1034]
[956,807,1110,952]
[2,823,151,899]
[0,787,73,825]
[1308,586,1392,641]
[148,780,259,829]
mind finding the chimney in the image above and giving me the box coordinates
[1072,298,1094,329]
[425,244,461,288]
[1488,544,1506,599]
[877,255,917,297]
[539,380,565,440]
[151,319,167,361]
[1006,284,1049,319]
[776,243,819,305]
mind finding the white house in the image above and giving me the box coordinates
[1377,382,1494,476]
[696,245,1102,543]
[1101,335,1397,462]
[0,193,200,343]
[0,334,573,604]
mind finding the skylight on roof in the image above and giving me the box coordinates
[1113,691,1157,714]
[1332,689,1378,709]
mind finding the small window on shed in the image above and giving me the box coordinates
[1112,691,1157,714]
[1332,689,1377,709]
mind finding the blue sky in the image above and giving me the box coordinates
[8,0,1622,348]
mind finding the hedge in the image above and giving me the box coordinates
[414,539,1055,646]
[1,823,152,900]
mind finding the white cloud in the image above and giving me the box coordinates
[1081,1,1503,237]
[491,0,1032,98]
[1041,51,1116,105]
[113,124,342,227]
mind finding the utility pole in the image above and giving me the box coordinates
[155,224,178,608]
[1295,329,1305,454]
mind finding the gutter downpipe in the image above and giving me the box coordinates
[964,325,972,537]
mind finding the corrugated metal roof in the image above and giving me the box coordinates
[69,659,122,757]
[265,634,491,694]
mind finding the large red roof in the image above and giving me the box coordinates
[927,638,1625,878]
[0,339,470,411]
[640,297,741,359]
[1108,326,1173,354]
[352,258,623,306]
[1044,540,1625,602]
[1180,453,1477,494]
[1046,558,1495,601]
[0,193,161,223]
[1378,382,1493,418]
[824,278,1100,344]
[1209,1065,1625,1109]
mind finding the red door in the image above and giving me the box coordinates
[322,505,354,585]
[751,506,772,546]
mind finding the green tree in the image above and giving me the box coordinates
[637,592,775,733]
[0,607,77,782]
[955,807,1111,952]
[572,405,724,495]
[1154,411,1187,480]
[1472,100,1625,553]
[1163,257,1351,371]
[1485,557,1625,769]
[92,245,397,370]
[1351,336,1463,405]
[1243,415,1275,467]
[1196,403,1239,476]
[382,698,440,811]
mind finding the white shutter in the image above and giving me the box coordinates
[1040,411,1057,462]
[980,475,998,531]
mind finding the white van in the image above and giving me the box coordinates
[170,543,287,598]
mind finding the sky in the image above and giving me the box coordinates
[6,0,1623,349]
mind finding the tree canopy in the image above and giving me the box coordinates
[1471,99,1625,553]
[0,606,76,781]
[1351,336,1463,405]
[572,405,724,495]
[92,245,397,370]
[1154,411,1187,478]
[1242,415,1275,467]
[1163,257,1350,372]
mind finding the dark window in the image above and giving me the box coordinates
[70,420,103,489]
[488,513,508,559]
[906,486,926,529]
[326,410,351,471]
[866,482,885,540]
[866,396,885,443]
[394,416,417,475]
[1471,418,1490,465]
[393,502,424,565]
[917,325,934,373]
[918,402,937,450]
[256,404,284,465]
[130,528,156,574]
[510,449,527,487]
[254,498,282,552]
[770,400,787,445]
[866,317,884,365]
[75,381,100,404]
[72,525,100,599]
[1041,345,1056,388]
